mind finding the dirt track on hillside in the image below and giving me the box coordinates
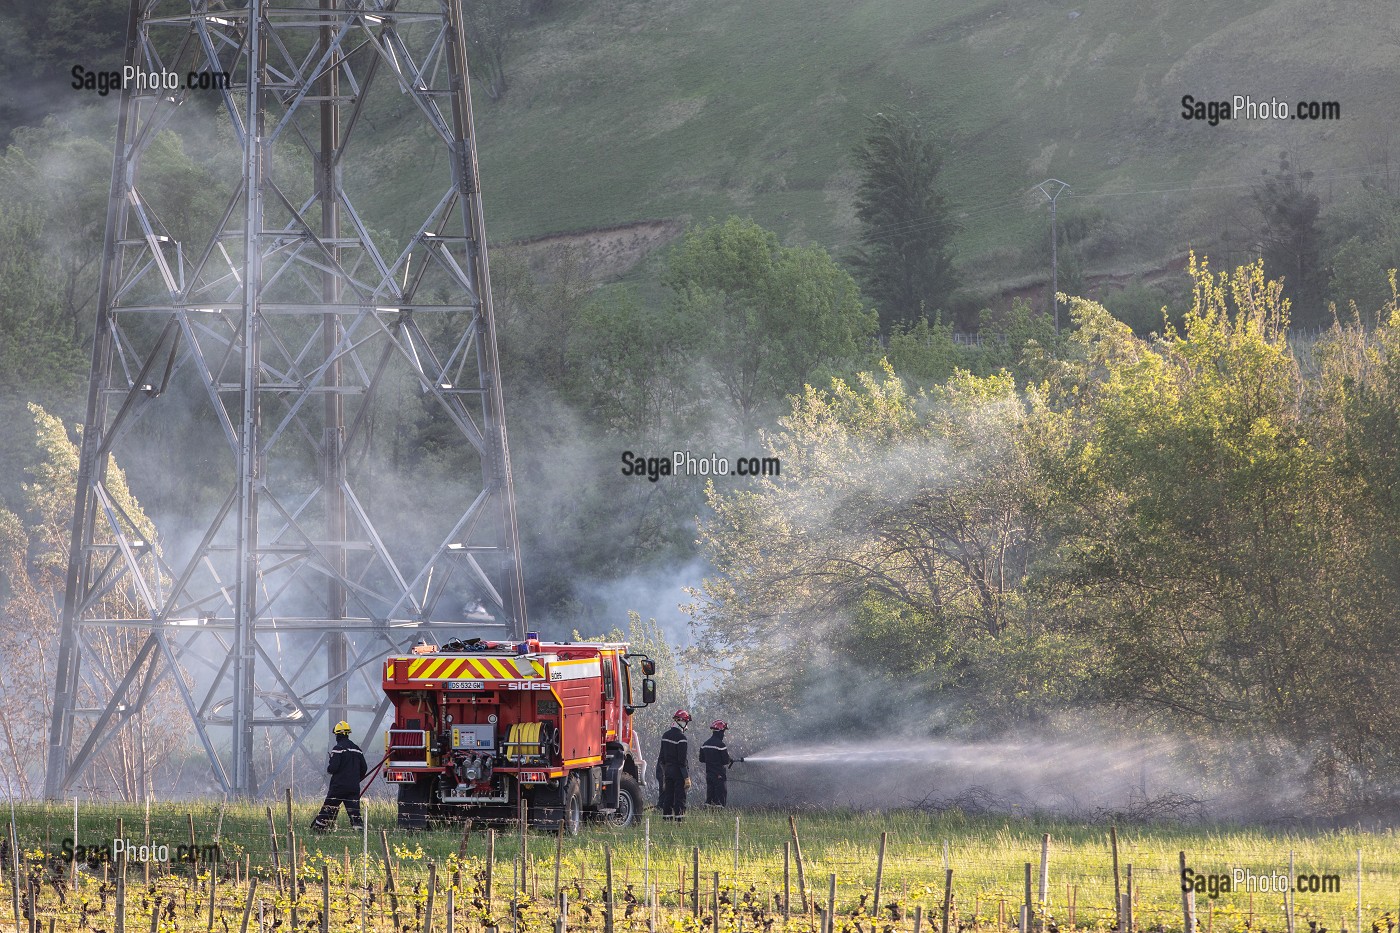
[503,219,685,281]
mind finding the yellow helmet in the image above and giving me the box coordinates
[334,721,352,735]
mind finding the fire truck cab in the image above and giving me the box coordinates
[382,633,656,831]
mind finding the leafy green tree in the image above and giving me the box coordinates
[0,204,82,395]
[975,297,1061,377]
[0,1,127,139]
[1,121,112,350]
[1326,285,1400,786]
[1037,258,1394,784]
[883,317,967,385]
[494,245,594,402]
[666,217,877,431]
[568,285,697,436]
[683,250,1400,796]
[851,112,959,331]
[687,361,1059,737]
[882,299,1064,387]
[1323,185,1400,319]
[1105,279,1178,337]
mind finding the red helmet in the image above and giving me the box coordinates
[710,720,728,731]
[673,709,692,724]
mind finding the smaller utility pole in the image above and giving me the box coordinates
[1035,179,1070,333]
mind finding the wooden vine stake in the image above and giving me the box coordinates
[783,842,791,921]
[1179,852,1196,933]
[605,847,616,933]
[380,829,402,930]
[873,831,888,916]
[554,817,564,898]
[320,863,330,933]
[266,808,282,895]
[1023,864,1033,933]
[486,829,496,913]
[1110,828,1122,933]
[426,861,438,933]
[238,878,258,933]
[942,869,954,933]
[789,816,809,911]
[114,850,127,933]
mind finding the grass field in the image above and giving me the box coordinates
[9,801,1400,932]
[344,0,1399,290]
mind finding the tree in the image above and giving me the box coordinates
[0,406,187,798]
[686,362,1061,739]
[494,245,594,401]
[683,251,1400,798]
[1327,283,1400,791]
[665,217,877,431]
[1037,258,1400,797]
[1323,183,1400,319]
[1,122,114,352]
[582,612,695,757]
[0,203,82,395]
[1253,153,1324,327]
[463,0,523,101]
[851,112,959,331]
[0,119,224,363]
[568,285,698,436]
[0,0,127,139]
[882,317,967,386]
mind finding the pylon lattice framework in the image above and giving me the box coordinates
[45,0,527,799]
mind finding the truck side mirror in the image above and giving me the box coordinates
[642,677,656,705]
[641,659,656,676]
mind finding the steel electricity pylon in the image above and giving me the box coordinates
[46,0,526,799]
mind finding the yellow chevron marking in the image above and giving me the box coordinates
[403,656,546,680]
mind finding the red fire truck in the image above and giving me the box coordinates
[381,633,656,831]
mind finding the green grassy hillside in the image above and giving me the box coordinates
[353,0,1396,289]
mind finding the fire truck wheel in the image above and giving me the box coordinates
[562,776,583,836]
[396,780,431,830]
[607,774,643,828]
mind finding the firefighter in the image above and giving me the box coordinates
[698,719,734,806]
[656,709,691,821]
[311,721,367,831]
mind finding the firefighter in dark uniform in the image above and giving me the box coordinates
[311,721,368,831]
[656,709,692,821]
[698,719,734,806]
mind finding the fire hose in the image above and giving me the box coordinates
[360,752,390,793]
